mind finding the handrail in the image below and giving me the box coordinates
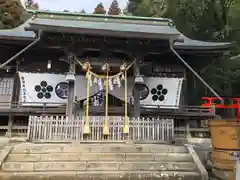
[0,101,213,111]
[0,101,207,106]
[0,102,215,116]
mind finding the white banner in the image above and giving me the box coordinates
[18,72,183,108]
[139,77,183,108]
[109,77,183,109]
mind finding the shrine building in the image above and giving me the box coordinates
[0,10,234,140]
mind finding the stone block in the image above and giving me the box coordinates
[119,162,196,171]
[127,171,201,180]
[125,153,154,161]
[151,145,188,153]
[61,144,92,153]
[2,162,34,172]
[90,144,146,153]
[77,171,129,180]
[49,153,82,161]
[155,153,193,162]
[79,153,99,161]
[7,154,49,162]
[12,144,64,154]
[0,171,201,180]
[12,144,94,154]
[34,162,86,171]
[155,162,197,171]
[97,153,125,161]
[119,162,156,171]
[86,162,119,171]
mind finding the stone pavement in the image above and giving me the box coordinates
[0,142,208,180]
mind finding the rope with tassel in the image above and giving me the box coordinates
[103,70,109,136]
[75,58,135,137]
[83,70,91,135]
[123,70,129,135]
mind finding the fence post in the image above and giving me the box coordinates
[7,113,13,138]
[229,152,240,180]
[186,121,191,138]
[235,156,240,180]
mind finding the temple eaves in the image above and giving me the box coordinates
[0,10,235,51]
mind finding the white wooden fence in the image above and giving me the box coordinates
[27,116,174,141]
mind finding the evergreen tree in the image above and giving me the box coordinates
[108,0,121,15]
[127,0,169,17]
[30,2,38,10]
[25,0,39,10]
[80,9,86,13]
[0,0,27,29]
[25,0,33,8]
[93,2,106,14]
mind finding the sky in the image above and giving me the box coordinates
[26,0,128,13]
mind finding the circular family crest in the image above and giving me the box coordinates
[55,82,68,99]
[34,80,53,99]
[150,84,168,102]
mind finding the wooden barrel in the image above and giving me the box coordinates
[211,149,235,180]
[212,149,236,170]
[209,119,240,180]
[208,119,240,149]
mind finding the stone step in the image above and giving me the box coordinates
[2,161,198,172]
[6,152,193,162]
[11,143,188,154]
[0,171,201,180]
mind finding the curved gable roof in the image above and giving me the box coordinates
[174,34,235,50]
[0,19,35,40]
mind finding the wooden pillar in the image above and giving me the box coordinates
[183,68,188,105]
[66,53,76,121]
[133,54,142,117]
[235,158,240,180]
[67,81,75,119]
[7,114,13,137]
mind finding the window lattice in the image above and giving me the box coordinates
[0,78,13,96]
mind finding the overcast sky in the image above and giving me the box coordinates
[29,0,128,13]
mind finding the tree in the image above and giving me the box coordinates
[127,0,237,41]
[127,0,170,17]
[80,9,86,13]
[108,0,121,15]
[0,0,27,29]
[174,0,236,41]
[126,0,240,102]
[93,2,106,14]
[25,0,34,8]
[29,2,39,10]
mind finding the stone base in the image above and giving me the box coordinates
[0,171,201,180]
[0,143,205,180]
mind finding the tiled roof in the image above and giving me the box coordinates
[0,19,35,40]
[27,10,179,40]
[0,10,235,50]
[174,34,235,50]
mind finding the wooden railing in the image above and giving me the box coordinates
[0,102,215,117]
[27,116,175,142]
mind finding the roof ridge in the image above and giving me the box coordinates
[27,9,174,25]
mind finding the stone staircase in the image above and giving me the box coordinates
[0,142,208,180]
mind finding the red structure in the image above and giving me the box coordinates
[201,97,240,120]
